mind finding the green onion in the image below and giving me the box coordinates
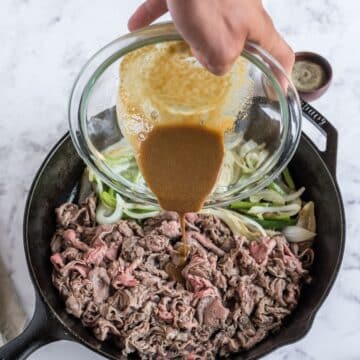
[100,191,116,209]
[126,204,160,211]
[268,181,287,195]
[126,208,158,214]
[250,217,296,230]
[229,201,271,210]
[229,199,297,230]
[283,167,296,190]
[231,208,293,221]
[262,214,292,220]
[249,189,285,205]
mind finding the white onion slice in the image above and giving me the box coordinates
[201,208,267,239]
[282,226,316,243]
[250,189,285,205]
[96,194,124,224]
[283,187,306,202]
[123,209,161,220]
[248,203,301,217]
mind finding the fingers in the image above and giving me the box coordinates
[201,34,247,75]
[264,31,295,78]
[190,47,209,70]
[189,30,246,76]
[191,46,233,76]
[273,40,295,77]
[198,47,243,76]
[167,0,245,76]
[250,13,295,77]
[127,0,294,81]
[128,0,168,31]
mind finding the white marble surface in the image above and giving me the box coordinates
[0,0,359,359]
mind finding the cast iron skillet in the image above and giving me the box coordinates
[0,101,345,360]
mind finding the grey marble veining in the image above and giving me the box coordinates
[0,0,359,359]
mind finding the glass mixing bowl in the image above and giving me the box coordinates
[69,22,301,208]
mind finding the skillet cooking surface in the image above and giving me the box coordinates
[21,130,344,360]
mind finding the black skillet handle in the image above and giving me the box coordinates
[0,294,71,360]
[301,99,338,178]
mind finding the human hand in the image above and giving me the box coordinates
[128,0,294,76]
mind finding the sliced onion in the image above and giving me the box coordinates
[125,203,160,211]
[290,197,302,208]
[78,168,93,204]
[239,140,261,157]
[96,194,124,224]
[107,161,133,174]
[228,210,267,236]
[297,201,316,233]
[248,203,301,217]
[88,169,103,194]
[217,151,236,188]
[201,208,266,239]
[123,208,161,220]
[274,178,291,194]
[283,187,306,202]
[282,226,316,243]
[94,177,103,195]
[265,229,281,237]
[244,153,259,172]
[225,132,244,150]
[245,149,268,170]
[249,189,285,205]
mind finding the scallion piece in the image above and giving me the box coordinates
[268,181,287,195]
[229,201,270,210]
[100,191,117,209]
[283,167,296,190]
[250,217,296,230]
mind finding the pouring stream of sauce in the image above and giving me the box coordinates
[137,125,224,278]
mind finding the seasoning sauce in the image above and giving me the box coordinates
[164,217,192,283]
[137,125,224,214]
[116,41,247,281]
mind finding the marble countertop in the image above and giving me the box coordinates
[1,0,359,359]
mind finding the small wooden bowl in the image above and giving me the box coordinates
[293,52,332,101]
